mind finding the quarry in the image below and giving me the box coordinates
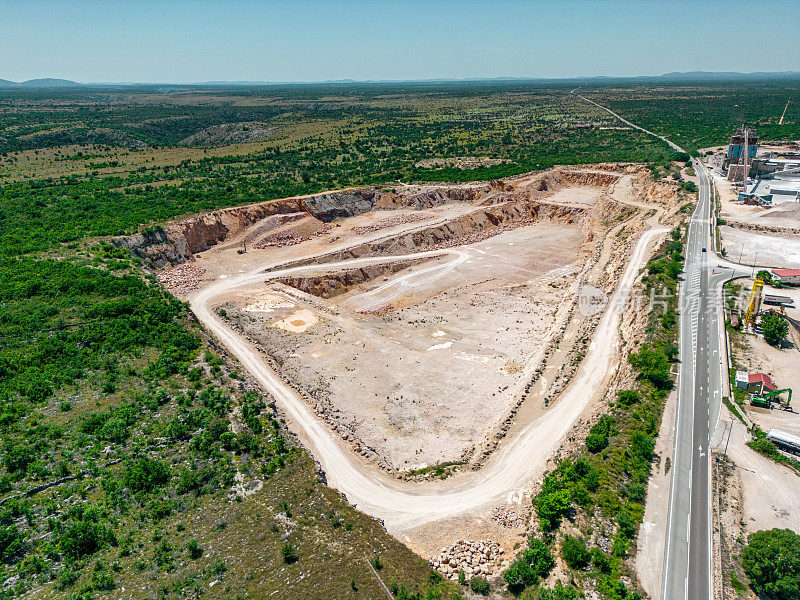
[127,162,689,562]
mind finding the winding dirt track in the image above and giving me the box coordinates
[190,227,666,534]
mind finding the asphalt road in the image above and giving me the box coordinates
[662,161,747,600]
[571,90,744,598]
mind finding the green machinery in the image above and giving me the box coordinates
[750,388,793,411]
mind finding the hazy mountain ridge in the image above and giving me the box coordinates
[1,71,800,88]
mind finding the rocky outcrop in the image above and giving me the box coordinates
[111,190,380,267]
[306,199,588,265]
[301,190,378,221]
[180,122,275,147]
[275,258,430,299]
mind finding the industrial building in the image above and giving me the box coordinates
[771,268,800,285]
[720,127,800,205]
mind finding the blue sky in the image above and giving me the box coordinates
[2,0,799,83]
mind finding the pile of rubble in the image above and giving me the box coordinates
[156,264,207,294]
[431,540,503,581]
[255,224,334,249]
[491,505,528,529]
[352,213,431,235]
[255,233,310,248]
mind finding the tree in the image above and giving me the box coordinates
[756,270,773,284]
[761,313,788,347]
[629,344,672,389]
[535,489,572,531]
[741,529,800,599]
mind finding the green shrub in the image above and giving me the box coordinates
[561,535,590,569]
[586,433,608,453]
[0,525,24,563]
[186,539,203,559]
[503,538,554,593]
[617,390,639,406]
[741,529,800,599]
[122,457,170,493]
[469,576,490,595]
[281,543,297,564]
[59,521,112,560]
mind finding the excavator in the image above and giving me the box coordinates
[750,387,793,411]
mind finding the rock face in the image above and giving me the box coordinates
[431,540,504,581]
[112,190,381,267]
[179,122,275,147]
[112,166,632,268]
[307,198,588,265]
[301,190,377,221]
[275,258,429,299]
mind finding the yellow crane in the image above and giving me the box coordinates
[744,278,764,329]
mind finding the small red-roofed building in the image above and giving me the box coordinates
[771,268,800,285]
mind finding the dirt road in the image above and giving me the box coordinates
[190,224,666,534]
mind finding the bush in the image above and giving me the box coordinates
[561,535,590,569]
[0,525,24,563]
[122,457,170,493]
[186,539,203,559]
[586,433,608,453]
[469,576,490,595]
[741,529,800,599]
[617,390,640,406]
[281,543,297,564]
[586,415,615,453]
[59,521,112,560]
[503,538,554,593]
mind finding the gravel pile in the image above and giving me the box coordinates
[157,264,207,295]
[255,224,333,248]
[491,505,527,528]
[352,213,431,235]
[431,540,503,581]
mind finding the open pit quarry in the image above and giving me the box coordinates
[124,164,685,565]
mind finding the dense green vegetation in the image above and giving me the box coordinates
[589,80,800,153]
[0,83,686,256]
[0,256,452,596]
[741,529,800,600]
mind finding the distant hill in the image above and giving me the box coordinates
[18,78,80,87]
[1,71,799,88]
